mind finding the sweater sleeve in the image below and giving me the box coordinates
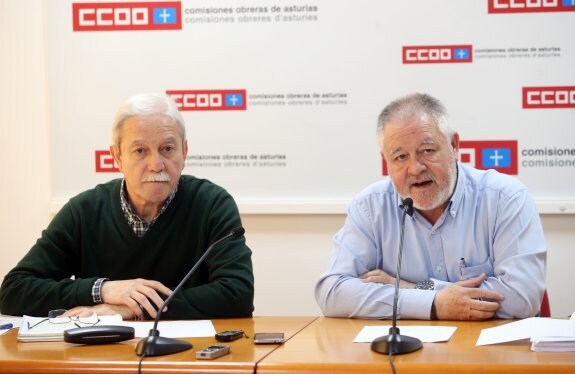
[0,201,97,316]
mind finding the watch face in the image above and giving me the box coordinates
[416,280,434,290]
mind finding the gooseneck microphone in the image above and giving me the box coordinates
[371,198,423,356]
[135,226,246,357]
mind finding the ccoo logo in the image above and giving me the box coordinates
[167,89,247,111]
[523,86,575,108]
[73,2,182,31]
[458,140,518,175]
[403,45,473,64]
[488,0,575,13]
[95,150,119,172]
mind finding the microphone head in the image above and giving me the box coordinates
[230,227,245,238]
[401,198,414,217]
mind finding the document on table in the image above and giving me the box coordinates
[0,315,22,335]
[121,320,216,338]
[354,325,457,343]
[476,317,575,347]
[531,336,575,352]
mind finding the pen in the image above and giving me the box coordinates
[0,323,14,330]
[459,257,466,276]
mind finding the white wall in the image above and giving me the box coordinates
[0,0,52,289]
[1,0,573,318]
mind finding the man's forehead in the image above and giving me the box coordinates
[383,119,441,144]
[120,122,183,148]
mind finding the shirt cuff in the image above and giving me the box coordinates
[431,278,451,291]
[92,278,109,304]
[399,288,437,319]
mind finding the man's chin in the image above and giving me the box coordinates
[412,195,446,211]
[409,191,436,210]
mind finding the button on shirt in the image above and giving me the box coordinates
[315,163,546,320]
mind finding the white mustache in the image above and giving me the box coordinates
[142,172,170,182]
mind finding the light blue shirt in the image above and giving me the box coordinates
[315,163,547,319]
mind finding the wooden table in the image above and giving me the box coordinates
[0,316,317,374]
[257,317,575,374]
[3,316,574,373]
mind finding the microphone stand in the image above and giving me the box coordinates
[371,198,423,355]
[135,227,245,356]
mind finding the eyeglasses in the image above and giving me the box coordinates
[27,315,101,330]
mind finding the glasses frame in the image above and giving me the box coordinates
[26,316,101,330]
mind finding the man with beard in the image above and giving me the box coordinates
[0,93,254,320]
[315,93,546,320]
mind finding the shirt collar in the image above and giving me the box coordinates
[119,178,178,237]
[447,162,465,218]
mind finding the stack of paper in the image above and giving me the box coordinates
[531,336,575,352]
[18,314,123,342]
[476,317,575,352]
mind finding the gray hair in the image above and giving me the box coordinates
[376,93,454,143]
[112,93,186,148]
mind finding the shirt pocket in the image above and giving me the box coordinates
[460,258,493,280]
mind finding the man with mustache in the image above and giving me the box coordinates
[0,93,254,320]
[315,93,546,320]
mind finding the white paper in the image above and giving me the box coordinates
[0,315,22,335]
[120,320,216,338]
[354,325,457,343]
[476,317,575,346]
[531,336,575,352]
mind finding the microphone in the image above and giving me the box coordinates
[135,226,246,356]
[371,198,423,355]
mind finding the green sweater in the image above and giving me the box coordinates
[0,175,254,318]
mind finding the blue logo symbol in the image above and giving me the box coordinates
[482,148,511,168]
[225,94,244,107]
[562,0,575,7]
[454,48,470,60]
[153,8,177,24]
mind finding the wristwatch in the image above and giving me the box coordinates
[415,279,434,290]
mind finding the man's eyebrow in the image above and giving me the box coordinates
[160,136,179,144]
[388,146,403,156]
[126,136,179,147]
[126,140,145,148]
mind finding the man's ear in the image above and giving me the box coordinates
[182,140,188,158]
[181,140,188,171]
[110,145,123,172]
[451,133,460,155]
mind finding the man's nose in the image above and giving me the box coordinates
[147,152,164,171]
[407,156,426,175]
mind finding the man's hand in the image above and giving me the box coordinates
[101,279,173,320]
[360,269,416,289]
[63,304,135,320]
[360,269,394,284]
[434,285,504,320]
[456,273,488,288]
